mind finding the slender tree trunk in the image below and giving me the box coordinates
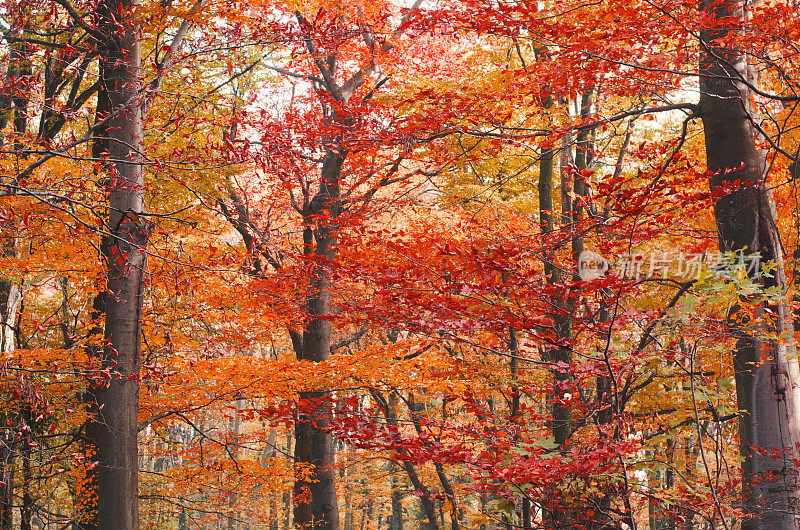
[91,1,147,528]
[665,438,676,530]
[227,396,243,530]
[293,149,343,530]
[405,394,458,530]
[0,431,13,530]
[0,277,20,355]
[74,292,103,530]
[0,25,31,151]
[20,424,31,530]
[284,432,293,530]
[507,320,532,530]
[265,428,281,530]
[521,499,531,530]
[700,0,800,527]
[371,390,439,530]
[389,466,404,530]
[0,247,18,530]
[590,291,615,530]
[539,137,575,529]
[681,434,699,530]
[544,138,574,450]
[340,460,352,530]
[0,27,28,530]
[365,499,374,530]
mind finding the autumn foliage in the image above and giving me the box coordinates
[0,0,799,528]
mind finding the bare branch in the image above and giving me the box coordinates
[142,0,208,116]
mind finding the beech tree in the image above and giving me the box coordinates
[700,0,800,526]
[2,0,800,527]
[211,1,453,527]
[0,0,213,527]
[91,0,146,527]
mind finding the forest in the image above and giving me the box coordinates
[0,0,799,528]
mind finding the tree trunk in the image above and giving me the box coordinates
[0,431,13,530]
[588,292,615,530]
[20,427,31,530]
[0,279,20,355]
[0,26,28,530]
[405,394,458,530]
[665,438,676,530]
[372,390,438,530]
[293,149,343,530]
[340,462,351,530]
[92,0,147,528]
[284,432,293,530]
[74,292,103,530]
[0,26,31,151]
[700,0,800,527]
[389,467,404,530]
[539,138,575,529]
[0,229,18,530]
[228,396,243,530]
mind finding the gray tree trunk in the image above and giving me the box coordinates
[0,431,13,530]
[389,468,404,530]
[228,396,244,530]
[92,0,147,528]
[0,23,28,530]
[700,0,800,527]
[539,139,574,530]
[292,149,343,530]
[284,432,293,530]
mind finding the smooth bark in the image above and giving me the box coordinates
[700,0,800,527]
[292,149,343,530]
[0,432,13,530]
[539,146,573,446]
[92,0,147,528]
[538,143,573,529]
[389,467,404,530]
[0,25,27,530]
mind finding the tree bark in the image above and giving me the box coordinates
[293,149,343,530]
[0,27,31,151]
[0,213,18,530]
[91,0,147,528]
[539,138,575,529]
[389,466,404,530]
[0,24,28,530]
[228,396,244,530]
[21,419,32,530]
[371,389,439,530]
[700,0,800,527]
[285,432,293,530]
[0,431,13,530]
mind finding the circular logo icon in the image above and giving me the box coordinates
[578,250,609,280]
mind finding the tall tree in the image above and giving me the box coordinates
[91,0,147,527]
[0,19,28,529]
[700,0,800,527]
[214,3,427,526]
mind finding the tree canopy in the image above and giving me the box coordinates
[0,0,799,528]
